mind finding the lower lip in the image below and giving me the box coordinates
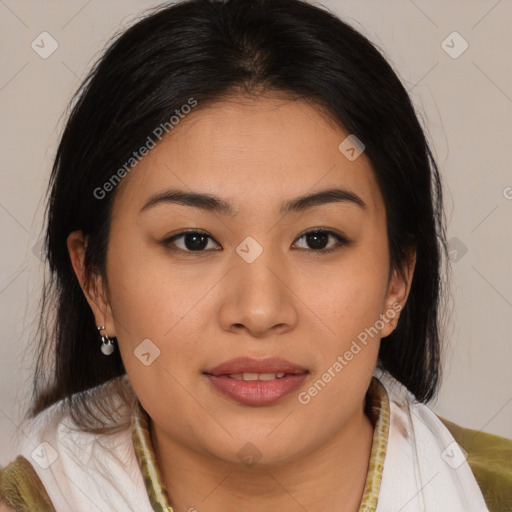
[205,374,308,406]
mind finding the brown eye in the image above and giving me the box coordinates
[293,229,350,253]
[164,231,221,253]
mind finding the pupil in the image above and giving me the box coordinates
[307,232,328,250]
[185,233,208,251]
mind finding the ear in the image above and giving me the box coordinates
[380,245,416,338]
[67,230,117,338]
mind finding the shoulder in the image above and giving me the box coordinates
[436,415,512,512]
[0,456,55,511]
[0,377,136,511]
[373,369,508,510]
[0,399,65,511]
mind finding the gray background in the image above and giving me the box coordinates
[1,0,511,464]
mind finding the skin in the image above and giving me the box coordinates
[68,94,415,512]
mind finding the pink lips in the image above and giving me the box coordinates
[203,357,309,406]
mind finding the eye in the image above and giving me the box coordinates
[163,230,221,253]
[293,229,350,254]
[162,228,350,256]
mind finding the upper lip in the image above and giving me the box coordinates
[204,357,309,376]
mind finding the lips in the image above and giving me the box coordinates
[204,356,309,376]
[203,357,309,406]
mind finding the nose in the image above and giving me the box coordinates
[217,246,299,338]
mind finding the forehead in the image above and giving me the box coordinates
[114,94,384,218]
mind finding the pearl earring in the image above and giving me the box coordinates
[97,326,115,355]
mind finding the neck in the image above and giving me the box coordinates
[151,402,375,512]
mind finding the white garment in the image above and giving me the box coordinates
[17,397,155,512]
[13,369,488,512]
[373,368,489,512]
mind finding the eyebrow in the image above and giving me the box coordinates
[139,187,367,216]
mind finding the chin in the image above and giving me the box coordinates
[200,430,307,468]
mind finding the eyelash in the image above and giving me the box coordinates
[162,229,351,256]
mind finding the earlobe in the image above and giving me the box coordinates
[66,231,116,337]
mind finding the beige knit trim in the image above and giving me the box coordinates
[357,377,390,511]
[132,404,174,511]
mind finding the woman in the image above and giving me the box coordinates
[1,0,510,510]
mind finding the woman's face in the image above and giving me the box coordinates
[77,94,413,465]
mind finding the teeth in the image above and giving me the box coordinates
[228,372,288,381]
[243,373,259,381]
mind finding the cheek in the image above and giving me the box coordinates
[295,271,384,413]
[295,245,389,388]
[106,238,182,337]
[106,253,205,422]
[105,244,209,376]
[107,264,164,340]
[302,255,389,339]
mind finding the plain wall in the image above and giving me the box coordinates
[0,0,511,465]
